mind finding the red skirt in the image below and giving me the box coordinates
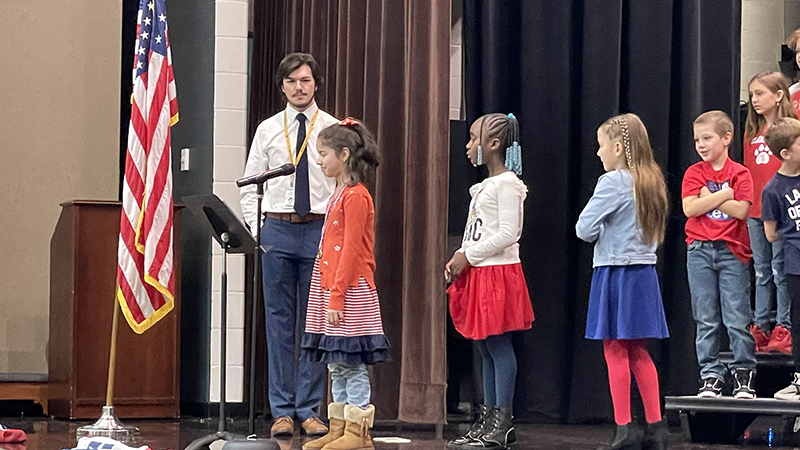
[447,263,534,340]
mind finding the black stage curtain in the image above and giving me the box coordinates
[462,0,741,423]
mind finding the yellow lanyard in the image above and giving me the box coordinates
[284,108,320,166]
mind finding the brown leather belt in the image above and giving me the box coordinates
[265,212,325,223]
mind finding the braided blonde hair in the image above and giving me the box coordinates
[611,117,634,173]
[600,113,669,245]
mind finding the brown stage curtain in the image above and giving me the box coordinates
[249,0,450,424]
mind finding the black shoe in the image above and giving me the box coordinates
[697,377,723,398]
[732,369,756,399]
[464,407,515,449]
[642,420,668,450]
[448,405,493,447]
[596,422,642,450]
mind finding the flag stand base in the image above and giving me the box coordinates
[76,406,140,444]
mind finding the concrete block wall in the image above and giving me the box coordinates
[741,0,798,100]
[210,0,249,403]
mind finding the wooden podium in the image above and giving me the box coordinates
[48,200,181,419]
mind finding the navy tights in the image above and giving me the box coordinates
[476,333,517,408]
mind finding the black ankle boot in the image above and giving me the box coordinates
[642,420,668,450]
[467,407,515,448]
[596,422,643,450]
[448,405,493,447]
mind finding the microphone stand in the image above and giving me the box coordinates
[218,181,277,449]
[222,180,277,450]
[182,186,277,450]
[248,181,264,435]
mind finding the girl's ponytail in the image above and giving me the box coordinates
[318,118,381,191]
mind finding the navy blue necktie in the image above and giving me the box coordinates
[294,113,310,217]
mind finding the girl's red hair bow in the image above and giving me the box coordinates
[339,117,359,126]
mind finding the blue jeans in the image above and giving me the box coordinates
[787,275,800,371]
[747,218,790,330]
[328,362,371,408]
[261,217,326,420]
[687,241,756,381]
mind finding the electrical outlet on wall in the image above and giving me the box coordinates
[180,148,190,171]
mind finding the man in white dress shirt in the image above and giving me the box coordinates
[240,53,338,437]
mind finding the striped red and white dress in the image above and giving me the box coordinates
[302,262,391,365]
[305,260,384,336]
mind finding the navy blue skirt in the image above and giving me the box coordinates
[300,333,391,366]
[585,265,669,340]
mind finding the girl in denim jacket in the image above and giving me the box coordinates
[576,114,670,450]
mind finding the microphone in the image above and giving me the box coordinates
[236,163,296,187]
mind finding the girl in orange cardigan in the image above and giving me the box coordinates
[301,118,389,450]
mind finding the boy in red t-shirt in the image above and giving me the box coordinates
[682,111,758,399]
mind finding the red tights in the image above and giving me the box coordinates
[603,339,662,425]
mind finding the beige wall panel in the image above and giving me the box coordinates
[741,0,785,100]
[0,2,122,374]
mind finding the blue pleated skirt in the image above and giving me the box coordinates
[585,265,670,340]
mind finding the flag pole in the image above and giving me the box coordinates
[75,297,140,444]
[106,298,120,406]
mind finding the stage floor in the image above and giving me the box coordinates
[0,416,781,450]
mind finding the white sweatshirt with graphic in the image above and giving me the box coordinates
[458,171,528,267]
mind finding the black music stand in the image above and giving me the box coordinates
[183,194,278,450]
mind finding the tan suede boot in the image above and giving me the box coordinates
[321,404,375,450]
[303,403,347,450]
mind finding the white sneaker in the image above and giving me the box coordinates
[774,373,800,401]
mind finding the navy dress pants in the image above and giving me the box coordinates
[261,217,326,420]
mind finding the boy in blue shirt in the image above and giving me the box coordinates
[761,117,800,400]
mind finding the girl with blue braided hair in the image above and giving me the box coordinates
[444,113,533,450]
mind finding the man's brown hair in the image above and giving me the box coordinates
[274,53,323,94]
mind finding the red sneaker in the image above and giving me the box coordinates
[764,325,792,354]
[751,324,771,352]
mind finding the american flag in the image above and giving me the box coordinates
[116,0,178,334]
[64,437,152,450]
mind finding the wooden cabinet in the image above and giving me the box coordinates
[48,200,181,419]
